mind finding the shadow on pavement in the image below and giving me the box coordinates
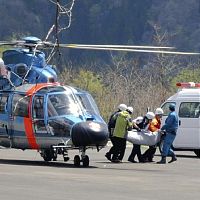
[0,158,97,168]
[155,153,199,159]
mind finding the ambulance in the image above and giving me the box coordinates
[161,82,200,157]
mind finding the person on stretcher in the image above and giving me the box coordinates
[128,112,155,163]
[142,108,164,162]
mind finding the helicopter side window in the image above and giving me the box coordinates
[33,96,47,133]
[12,94,30,117]
[0,94,8,114]
[33,96,44,119]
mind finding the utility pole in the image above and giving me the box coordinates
[55,0,61,66]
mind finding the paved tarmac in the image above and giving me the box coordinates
[0,146,200,200]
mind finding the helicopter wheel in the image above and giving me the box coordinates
[52,155,57,161]
[74,155,81,167]
[82,155,89,167]
[64,156,70,162]
[42,149,53,162]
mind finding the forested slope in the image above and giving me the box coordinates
[1,0,200,51]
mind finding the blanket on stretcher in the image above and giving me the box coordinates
[127,130,161,146]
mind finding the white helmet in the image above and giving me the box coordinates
[155,108,164,115]
[145,112,155,120]
[118,104,127,111]
[135,116,143,124]
[127,106,133,114]
[0,58,4,67]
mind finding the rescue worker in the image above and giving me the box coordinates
[157,103,179,164]
[142,108,164,162]
[105,103,127,161]
[111,106,133,163]
[128,112,155,163]
[0,58,12,89]
[0,58,7,78]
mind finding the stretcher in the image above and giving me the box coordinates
[127,130,162,146]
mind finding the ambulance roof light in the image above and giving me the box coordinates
[176,82,200,88]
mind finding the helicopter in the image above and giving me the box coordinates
[0,81,109,167]
[0,36,111,167]
[0,36,199,167]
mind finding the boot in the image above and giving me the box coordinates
[128,157,137,163]
[105,152,112,161]
[157,156,166,164]
[168,155,177,163]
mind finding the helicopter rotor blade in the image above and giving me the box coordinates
[1,39,199,55]
[59,44,175,49]
[63,45,200,55]
[0,41,21,46]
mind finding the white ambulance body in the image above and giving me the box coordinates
[161,82,200,157]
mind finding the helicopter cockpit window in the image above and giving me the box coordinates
[47,92,80,117]
[33,96,44,119]
[0,93,8,114]
[12,94,30,117]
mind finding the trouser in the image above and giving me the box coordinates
[162,132,176,157]
[106,136,115,155]
[128,144,142,162]
[143,146,157,161]
[112,137,127,161]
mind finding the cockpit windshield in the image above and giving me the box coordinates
[76,93,100,116]
[47,92,80,117]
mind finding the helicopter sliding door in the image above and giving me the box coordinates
[11,93,30,148]
[0,93,10,147]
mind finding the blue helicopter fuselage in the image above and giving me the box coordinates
[0,83,108,150]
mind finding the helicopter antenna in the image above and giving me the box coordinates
[55,0,61,64]
[45,0,76,63]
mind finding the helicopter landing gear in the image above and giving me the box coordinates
[41,145,69,162]
[42,149,54,162]
[74,155,81,167]
[73,147,90,167]
[82,155,89,167]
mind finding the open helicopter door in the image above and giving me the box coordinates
[32,92,73,149]
[32,95,46,133]
[32,94,61,149]
[32,95,48,144]
[0,92,10,147]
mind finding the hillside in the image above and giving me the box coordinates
[0,0,200,61]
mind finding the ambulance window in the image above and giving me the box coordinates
[161,102,176,116]
[179,102,200,118]
[12,94,30,117]
[0,94,8,114]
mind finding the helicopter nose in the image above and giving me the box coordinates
[71,121,109,147]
